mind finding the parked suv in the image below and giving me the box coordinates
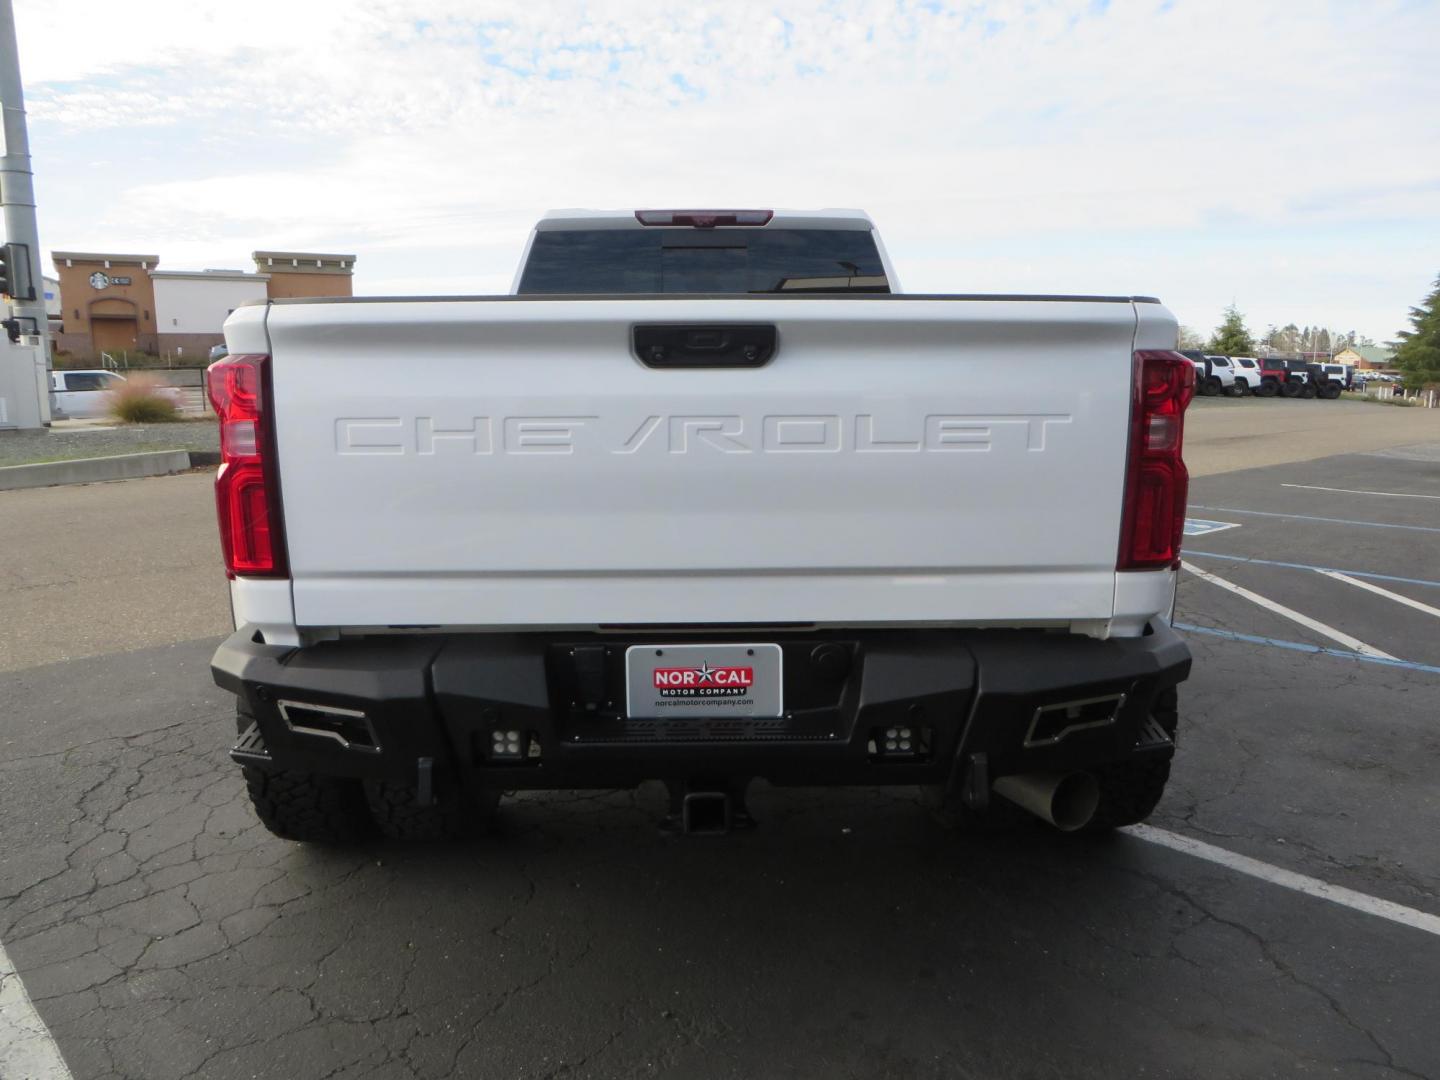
[1305,363,1348,399]
[1178,350,1236,396]
[1229,356,1262,395]
[1256,358,1313,398]
[1204,355,1245,396]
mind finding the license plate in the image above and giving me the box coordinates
[624,643,783,719]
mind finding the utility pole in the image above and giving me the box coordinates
[0,0,51,429]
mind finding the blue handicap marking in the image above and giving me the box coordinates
[1184,518,1242,537]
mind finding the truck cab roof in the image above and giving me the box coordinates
[533,208,877,231]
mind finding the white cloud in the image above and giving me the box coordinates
[16,0,1440,338]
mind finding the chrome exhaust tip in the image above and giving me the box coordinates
[992,770,1099,832]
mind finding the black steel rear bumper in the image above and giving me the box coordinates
[212,624,1190,793]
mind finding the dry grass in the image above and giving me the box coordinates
[105,375,181,423]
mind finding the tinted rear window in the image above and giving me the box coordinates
[517,228,890,295]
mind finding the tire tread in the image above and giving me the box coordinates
[363,776,497,841]
[241,764,374,843]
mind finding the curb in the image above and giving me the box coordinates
[0,450,197,492]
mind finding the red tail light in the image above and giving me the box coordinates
[634,209,773,228]
[1118,350,1195,571]
[207,353,287,578]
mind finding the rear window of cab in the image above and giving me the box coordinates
[518,228,890,295]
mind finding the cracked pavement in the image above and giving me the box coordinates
[2,434,1439,1078]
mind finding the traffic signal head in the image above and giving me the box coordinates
[0,242,35,301]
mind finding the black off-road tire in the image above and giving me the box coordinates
[235,703,374,844]
[363,775,499,841]
[1322,384,1342,400]
[1256,380,1278,397]
[1082,757,1173,832]
[1281,381,1301,398]
[1082,685,1179,832]
[241,764,375,844]
[1300,383,1318,399]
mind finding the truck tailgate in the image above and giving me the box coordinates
[263,297,1142,628]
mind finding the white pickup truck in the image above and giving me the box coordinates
[208,209,1193,843]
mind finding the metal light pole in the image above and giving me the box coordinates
[0,0,51,429]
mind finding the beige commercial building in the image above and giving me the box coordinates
[51,252,162,357]
[50,249,356,360]
[252,252,358,299]
[1333,345,1395,371]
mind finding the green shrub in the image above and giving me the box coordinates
[106,375,181,423]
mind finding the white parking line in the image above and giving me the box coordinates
[1188,505,1440,535]
[1179,560,1396,659]
[1316,569,1440,619]
[1126,825,1440,939]
[0,941,74,1080]
[1183,518,1241,536]
[1281,483,1440,501]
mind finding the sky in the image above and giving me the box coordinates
[14,0,1440,342]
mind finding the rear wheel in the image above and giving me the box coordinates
[1082,686,1179,832]
[1281,380,1301,398]
[242,766,374,843]
[1083,758,1173,831]
[236,704,373,843]
[1227,381,1247,397]
[1256,380,1278,397]
[1204,377,1224,396]
[1300,383,1318,399]
[1322,384,1342,400]
[364,774,499,841]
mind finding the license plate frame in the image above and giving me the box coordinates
[624,643,784,720]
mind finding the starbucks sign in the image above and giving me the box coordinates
[87,271,132,289]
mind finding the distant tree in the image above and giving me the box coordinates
[1208,304,1256,355]
[1390,273,1440,388]
[1259,322,1300,356]
[1176,325,1205,350]
[1292,325,1340,357]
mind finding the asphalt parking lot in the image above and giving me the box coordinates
[3,422,1439,1078]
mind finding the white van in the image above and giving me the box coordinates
[48,370,184,419]
[48,369,127,419]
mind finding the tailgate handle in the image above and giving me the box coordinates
[632,324,776,369]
